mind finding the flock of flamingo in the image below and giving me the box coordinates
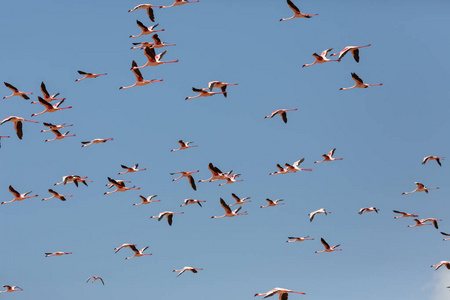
[0,0,446,297]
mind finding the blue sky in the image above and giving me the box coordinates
[1,0,450,299]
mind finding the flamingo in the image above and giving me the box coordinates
[75,71,107,82]
[358,207,379,215]
[340,73,382,90]
[81,137,113,147]
[315,238,342,253]
[130,21,164,38]
[54,175,92,187]
[37,82,65,102]
[120,61,163,90]
[118,163,146,175]
[211,198,247,219]
[173,267,203,277]
[128,4,160,22]
[104,177,140,195]
[160,0,199,9]
[44,129,76,142]
[3,82,32,100]
[199,163,229,183]
[134,47,178,69]
[180,198,206,207]
[45,252,72,257]
[440,232,450,241]
[0,285,23,293]
[208,81,238,98]
[86,277,104,285]
[286,236,314,243]
[171,140,198,152]
[254,287,306,299]
[261,198,284,208]
[431,261,450,271]
[106,180,131,189]
[265,109,298,124]
[218,173,243,186]
[0,136,10,148]
[393,210,418,219]
[314,148,343,163]
[131,33,176,49]
[41,122,73,133]
[229,193,251,206]
[185,87,226,100]
[402,182,439,195]
[115,244,151,260]
[42,189,72,201]
[422,156,444,166]
[285,158,313,172]
[31,97,72,117]
[302,49,339,68]
[133,195,160,206]
[1,116,39,140]
[150,211,184,226]
[2,185,38,204]
[280,0,318,21]
[330,44,371,62]
[171,170,199,191]
[407,219,431,228]
[422,218,442,229]
[269,164,290,175]
[308,208,331,222]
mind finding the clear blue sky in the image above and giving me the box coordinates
[1,0,450,299]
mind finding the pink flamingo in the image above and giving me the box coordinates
[0,285,23,293]
[407,219,431,228]
[229,193,251,206]
[421,218,442,229]
[208,81,238,98]
[302,49,339,68]
[340,73,382,90]
[133,47,178,69]
[265,109,298,124]
[128,4,159,22]
[280,0,318,21]
[45,252,72,257]
[54,175,92,187]
[173,267,203,277]
[358,207,379,215]
[211,198,247,219]
[131,33,176,50]
[37,82,65,102]
[3,82,32,100]
[115,244,151,260]
[41,122,73,133]
[422,156,444,166]
[218,173,243,186]
[130,21,164,38]
[171,140,198,152]
[171,170,199,191]
[315,238,342,253]
[261,198,284,208]
[185,87,226,100]
[86,276,104,285]
[269,164,290,175]
[402,182,439,195]
[120,61,163,89]
[118,163,146,175]
[104,177,140,195]
[150,211,184,226]
[255,287,306,299]
[42,189,72,201]
[44,129,76,142]
[393,210,418,219]
[160,0,199,9]
[133,195,160,206]
[180,198,206,207]
[314,148,343,163]
[286,236,314,243]
[1,116,39,140]
[75,71,107,82]
[285,158,313,173]
[330,44,371,62]
[81,138,113,147]
[2,185,38,204]
[199,163,229,183]
[308,208,331,222]
[431,261,450,271]
[31,97,72,117]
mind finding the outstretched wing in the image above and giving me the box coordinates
[220,198,231,214]
[286,0,300,13]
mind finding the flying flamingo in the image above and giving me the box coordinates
[358,207,379,215]
[185,87,226,100]
[315,238,342,253]
[261,199,284,208]
[199,163,229,183]
[44,129,76,142]
[173,267,203,277]
[440,232,450,241]
[75,71,107,82]
[128,4,160,22]
[180,198,206,207]
[45,252,72,257]
[254,287,306,299]
[104,177,140,195]
[0,285,23,293]
[208,81,238,98]
[130,21,164,38]
[302,49,339,68]
[37,82,65,102]
[218,173,243,186]
[340,73,382,90]
[1,116,39,140]
[171,170,199,191]
[402,182,439,195]
[285,158,313,173]
[2,185,38,204]
[3,82,32,100]
[171,140,198,152]
[314,148,343,163]
[106,180,131,189]
[115,244,151,260]
[393,210,418,219]
[133,47,178,69]
[280,0,318,21]
[120,61,163,90]
[407,219,431,228]
[269,164,290,175]
[308,208,331,222]
[160,0,199,9]
[330,44,371,62]
[42,189,72,201]
[150,211,184,226]
[118,163,146,175]
[211,198,248,219]
[131,33,176,49]
[54,175,92,187]
[286,236,314,243]
[86,277,104,285]
[81,138,113,147]
[229,193,251,206]
[31,97,72,117]
[265,109,298,124]
[133,195,160,206]
[431,261,450,271]
[41,122,73,133]
[421,218,442,229]
[422,156,444,166]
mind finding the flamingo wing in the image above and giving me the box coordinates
[286,0,300,13]
[293,158,305,168]
[189,175,197,191]
[9,185,20,197]
[152,33,162,44]
[14,121,23,139]
[220,198,232,214]
[4,82,18,92]
[38,97,53,109]
[147,7,155,22]
[40,82,50,97]
[321,48,333,57]
[131,61,144,80]
[352,48,360,62]
[77,70,89,75]
[144,46,157,61]
[136,20,147,31]
[351,72,364,84]
[321,238,331,249]
[281,111,288,123]
[167,213,173,226]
